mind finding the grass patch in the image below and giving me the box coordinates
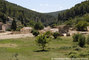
[0,36,89,60]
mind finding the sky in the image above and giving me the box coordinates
[6,0,85,13]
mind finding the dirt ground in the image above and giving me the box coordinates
[0,31,34,39]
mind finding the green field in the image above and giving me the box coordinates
[0,36,89,60]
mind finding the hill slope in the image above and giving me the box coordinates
[0,0,56,26]
[58,1,89,22]
[45,10,66,18]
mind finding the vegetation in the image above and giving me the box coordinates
[31,30,39,37]
[36,34,49,51]
[73,34,81,42]
[44,31,52,38]
[58,1,89,22]
[87,35,89,44]
[34,22,44,30]
[0,0,56,27]
[78,34,86,47]
[53,32,59,39]
[0,36,89,60]
[11,19,17,31]
[76,21,88,31]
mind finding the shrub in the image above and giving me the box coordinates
[11,19,17,31]
[68,51,78,58]
[36,34,49,51]
[53,32,59,39]
[34,22,44,30]
[78,35,86,47]
[87,35,89,44]
[75,21,88,31]
[72,34,80,42]
[31,30,39,37]
[69,54,78,58]
[45,31,52,38]
[74,46,81,51]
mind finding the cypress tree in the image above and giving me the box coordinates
[11,18,17,31]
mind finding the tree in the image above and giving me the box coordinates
[34,22,44,30]
[11,18,17,31]
[87,35,89,44]
[31,30,39,37]
[78,34,86,47]
[76,21,88,31]
[45,31,52,38]
[36,34,49,51]
[72,34,80,42]
[53,32,59,39]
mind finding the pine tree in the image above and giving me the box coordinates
[11,18,17,31]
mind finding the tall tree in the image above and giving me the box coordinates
[11,18,17,31]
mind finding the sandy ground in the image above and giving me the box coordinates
[0,32,34,39]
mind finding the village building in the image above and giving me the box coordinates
[87,26,89,31]
[58,25,70,36]
[0,22,11,32]
[39,26,59,33]
[20,27,32,34]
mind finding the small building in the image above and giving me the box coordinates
[50,28,59,33]
[0,22,3,30]
[87,26,89,31]
[0,22,11,32]
[2,24,11,31]
[20,27,32,34]
[58,25,70,36]
[39,26,59,33]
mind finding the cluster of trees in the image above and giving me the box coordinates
[0,0,56,27]
[73,34,89,47]
[58,1,89,22]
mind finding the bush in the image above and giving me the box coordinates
[53,32,59,39]
[87,35,89,44]
[68,51,78,58]
[75,21,88,31]
[72,34,80,42]
[78,34,86,47]
[31,30,39,37]
[36,34,49,51]
[34,22,44,30]
[45,31,52,38]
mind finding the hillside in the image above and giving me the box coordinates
[0,0,56,26]
[45,10,66,18]
[58,1,89,22]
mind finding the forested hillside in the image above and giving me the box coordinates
[45,10,66,18]
[0,0,56,26]
[58,1,89,22]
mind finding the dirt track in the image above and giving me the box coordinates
[0,32,34,39]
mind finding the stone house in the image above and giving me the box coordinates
[0,22,11,32]
[58,25,70,36]
[39,26,59,33]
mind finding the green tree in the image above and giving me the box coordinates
[31,30,39,37]
[72,34,80,42]
[11,18,17,31]
[36,34,49,51]
[87,35,89,44]
[45,31,52,38]
[78,34,86,47]
[53,32,59,39]
[34,22,44,30]
[76,21,88,31]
